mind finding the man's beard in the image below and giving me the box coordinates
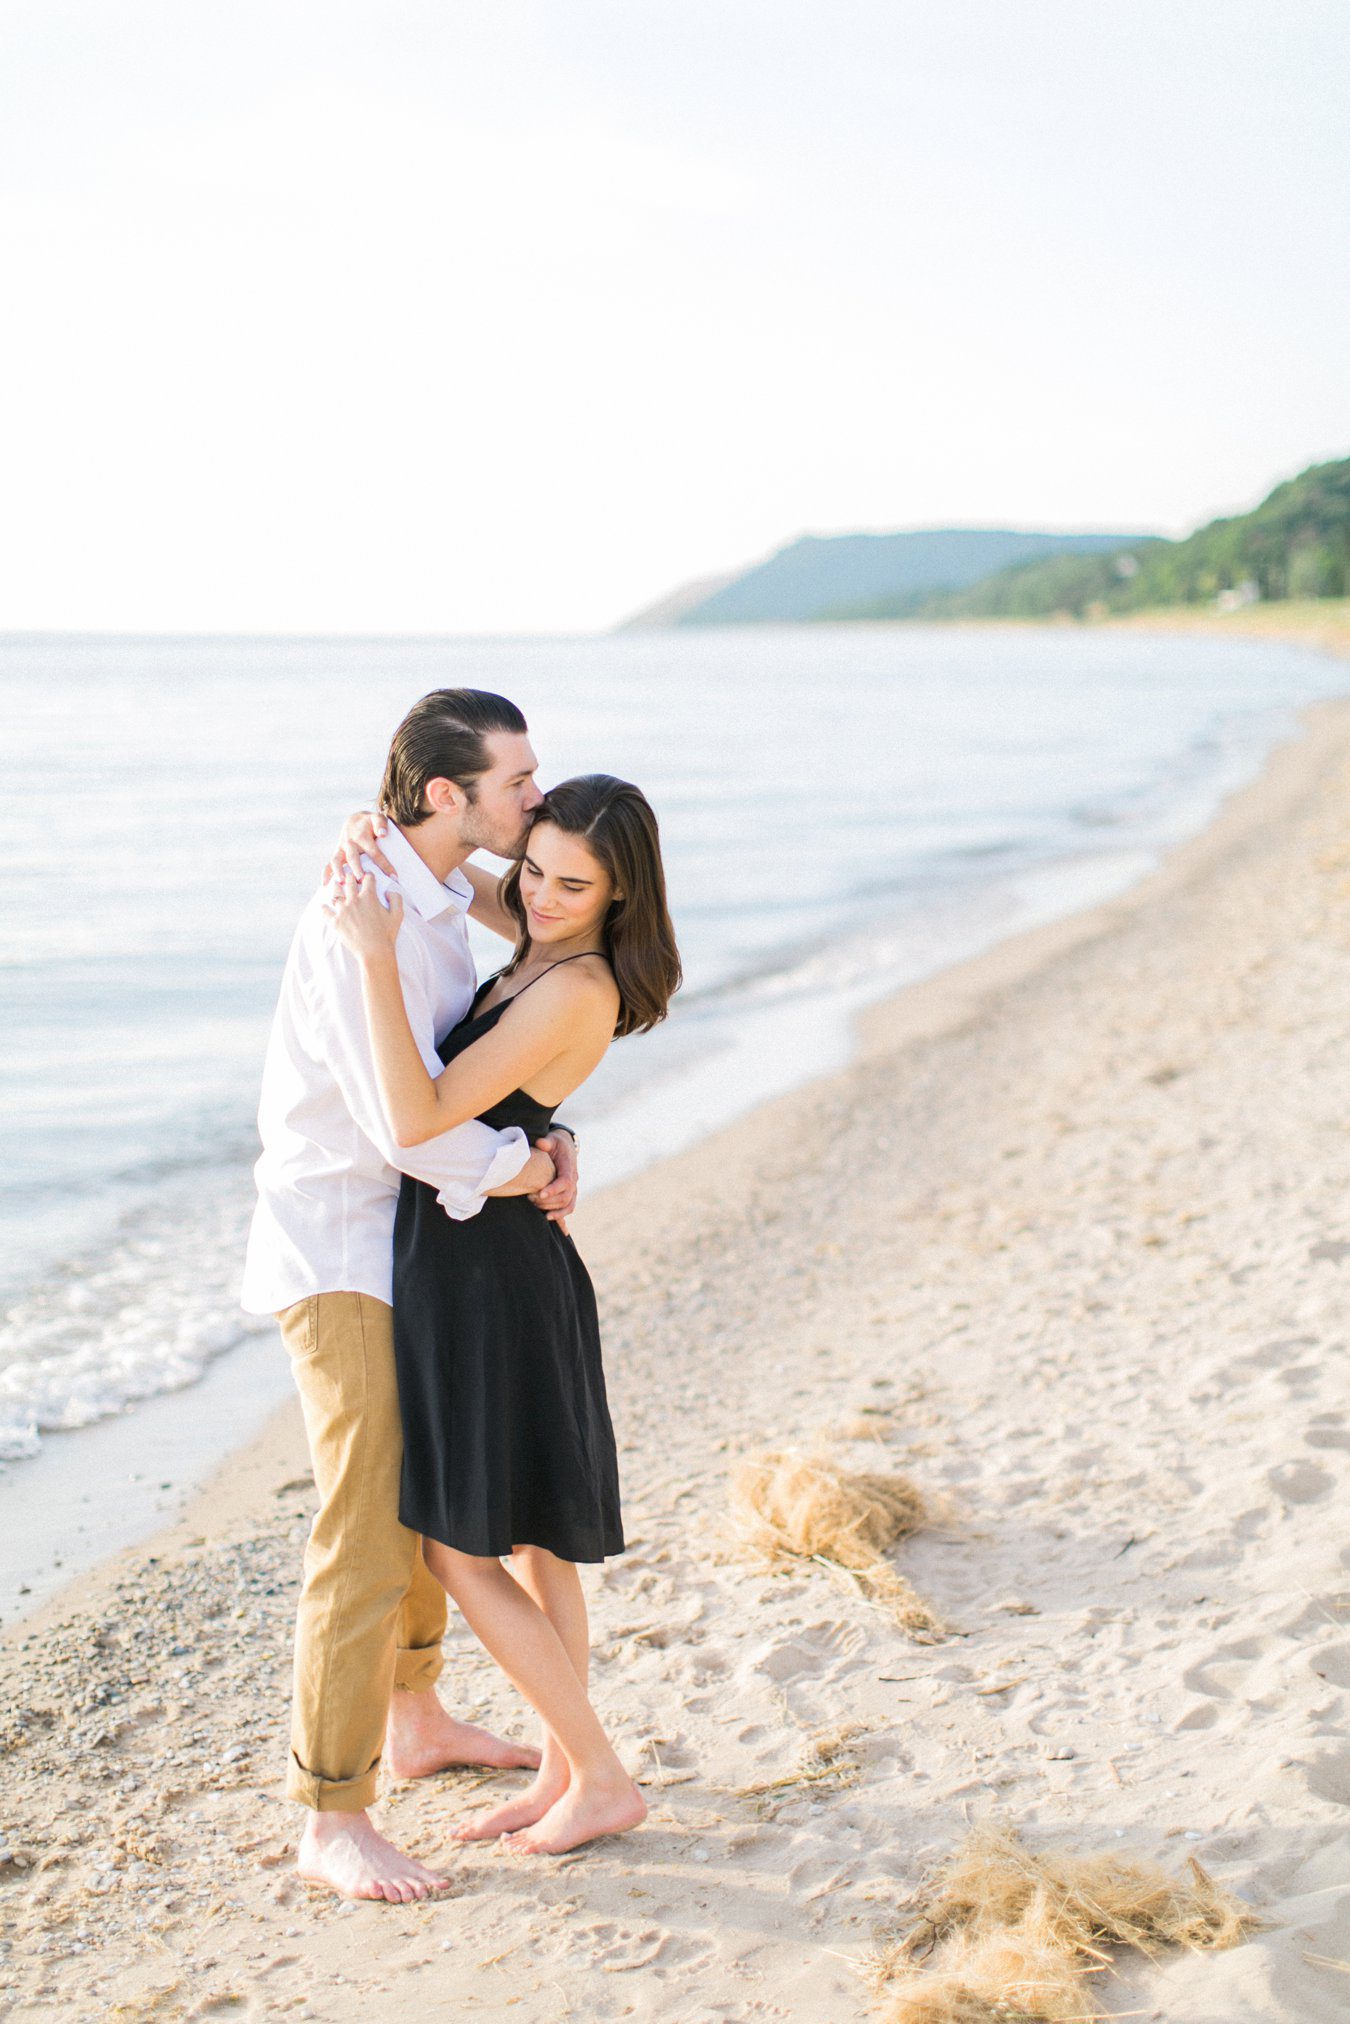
[460,803,531,861]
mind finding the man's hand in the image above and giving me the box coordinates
[532,1130,579,1227]
[324,810,395,886]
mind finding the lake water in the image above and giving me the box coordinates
[2,622,1345,1478]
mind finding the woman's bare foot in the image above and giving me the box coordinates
[384,1689,541,1780]
[503,1774,646,1857]
[296,1811,450,1903]
[453,1762,570,1841]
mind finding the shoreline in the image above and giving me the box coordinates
[1101,595,1350,657]
[2,606,1344,1608]
[838,596,1350,656]
[5,677,1350,2016]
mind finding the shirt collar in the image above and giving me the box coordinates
[379,820,473,921]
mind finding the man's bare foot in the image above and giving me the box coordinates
[453,1763,570,1841]
[502,1775,646,1857]
[296,1810,449,1903]
[384,1689,541,1781]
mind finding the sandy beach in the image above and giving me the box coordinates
[5,671,1350,2021]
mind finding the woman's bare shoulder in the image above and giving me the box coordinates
[531,954,620,1030]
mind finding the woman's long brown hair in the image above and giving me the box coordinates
[498,775,682,1036]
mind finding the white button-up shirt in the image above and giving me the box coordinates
[241,822,531,1315]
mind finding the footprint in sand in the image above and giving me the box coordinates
[1267,1459,1334,1504]
[585,1921,711,1975]
[751,1619,867,1684]
[1305,1414,1350,1452]
[1283,1592,1350,1636]
[1309,1643,1350,1688]
[1173,1703,1219,1731]
[1182,1636,1269,1700]
[1275,1363,1324,1398]
[1229,1335,1318,1376]
[1303,1750,1350,1806]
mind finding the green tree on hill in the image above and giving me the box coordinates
[859,457,1350,621]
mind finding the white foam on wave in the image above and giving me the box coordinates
[0,1173,269,1462]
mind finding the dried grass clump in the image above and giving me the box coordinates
[736,1722,867,1808]
[873,1823,1255,2023]
[730,1448,940,1638]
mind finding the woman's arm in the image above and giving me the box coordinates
[326,872,608,1146]
[484,1145,556,1197]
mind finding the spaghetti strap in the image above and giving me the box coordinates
[496,952,602,1007]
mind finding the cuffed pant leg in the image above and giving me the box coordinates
[394,1546,448,1694]
[280,1292,420,1812]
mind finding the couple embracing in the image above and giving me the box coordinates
[241,688,681,1901]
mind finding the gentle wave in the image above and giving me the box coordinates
[0,1173,267,1461]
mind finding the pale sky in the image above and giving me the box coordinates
[2,1,1347,633]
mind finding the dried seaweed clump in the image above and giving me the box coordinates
[730,1448,939,1637]
[872,1822,1255,2023]
[736,1722,867,1809]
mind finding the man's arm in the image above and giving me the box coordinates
[301,900,539,1218]
[460,860,518,942]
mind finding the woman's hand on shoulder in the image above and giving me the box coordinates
[324,810,395,885]
[323,869,403,962]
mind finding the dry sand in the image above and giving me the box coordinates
[5,681,1350,2022]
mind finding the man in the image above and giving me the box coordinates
[242,689,579,1902]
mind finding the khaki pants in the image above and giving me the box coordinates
[279,1292,447,1811]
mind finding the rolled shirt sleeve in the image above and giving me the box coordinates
[305,905,532,1219]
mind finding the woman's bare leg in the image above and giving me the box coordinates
[499,1547,643,1854]
[453,1547,587,1840]
[424,1541,644,1855]
[512,1545,591,1684]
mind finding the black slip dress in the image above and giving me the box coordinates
[392,960,625,1563]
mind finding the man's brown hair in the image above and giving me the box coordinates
[379,689,527,827]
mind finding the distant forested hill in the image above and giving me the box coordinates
[620,528,1146,629]
[893,458,1350,622]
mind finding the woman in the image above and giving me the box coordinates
[326,775,680,1857]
